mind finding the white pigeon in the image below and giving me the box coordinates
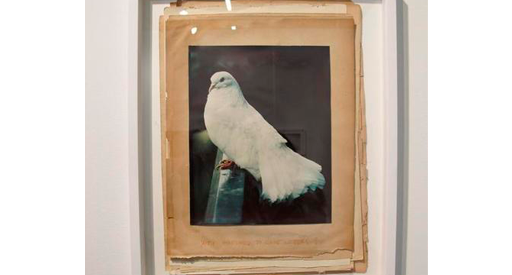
[204,71,326,202]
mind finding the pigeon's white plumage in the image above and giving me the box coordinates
[204,71,325,202]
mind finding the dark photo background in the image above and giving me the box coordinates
[189,46,332,225]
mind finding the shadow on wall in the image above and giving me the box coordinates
[396,1,410,275]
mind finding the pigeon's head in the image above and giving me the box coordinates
[208,71,237,93]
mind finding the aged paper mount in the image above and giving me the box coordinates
[159,1,368,273]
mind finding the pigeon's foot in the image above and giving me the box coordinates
[216,159,237,170]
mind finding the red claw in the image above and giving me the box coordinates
[216,159,237,170]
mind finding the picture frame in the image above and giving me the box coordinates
[126,1,400,274]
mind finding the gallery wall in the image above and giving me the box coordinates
[85,0,133,274]
[401,1,428,275]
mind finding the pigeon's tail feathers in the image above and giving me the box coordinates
[258,145,326,202]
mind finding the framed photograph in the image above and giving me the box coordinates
[160,3,367,272]
[135,0,400,274]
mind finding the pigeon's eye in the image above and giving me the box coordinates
[219,77,225,82]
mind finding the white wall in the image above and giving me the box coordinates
[402,0,428,275]
[85,0,132,275]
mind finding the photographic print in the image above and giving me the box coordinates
[188,46,332,225]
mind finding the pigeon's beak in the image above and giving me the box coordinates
[208,82,216,93]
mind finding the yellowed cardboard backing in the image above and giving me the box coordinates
[159,1,368,273]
